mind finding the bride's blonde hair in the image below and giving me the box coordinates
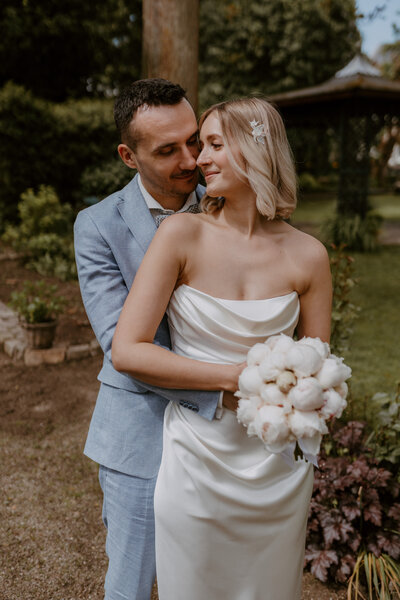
[199,97,297,220]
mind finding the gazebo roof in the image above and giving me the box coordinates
[268,54,400,114]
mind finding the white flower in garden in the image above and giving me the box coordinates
[247,343,271,366]
[237,396,261,426]
[320,389,347,420]
[288,377,324,411]
[276,370,297,393]
[286,344,323,377]
[334,381,348,399]
[258,405,292,452]
[300,336,330,359]
[238,366,264,396]
[316,356,352,388]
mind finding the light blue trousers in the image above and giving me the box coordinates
[99,466,157,600]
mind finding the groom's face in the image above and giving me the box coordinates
[120,99,199,207]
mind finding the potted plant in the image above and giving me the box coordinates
[9,280,66,349]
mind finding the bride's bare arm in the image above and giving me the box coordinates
[112,214,242,392]
[295,239,332,342]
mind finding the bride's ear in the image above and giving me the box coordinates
[118,144,138,170]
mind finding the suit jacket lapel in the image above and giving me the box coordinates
[116,176,156,254]
[116,175,206,254]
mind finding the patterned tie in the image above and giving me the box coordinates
[153,202,200,228]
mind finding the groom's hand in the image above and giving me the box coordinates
[222,391,239,412]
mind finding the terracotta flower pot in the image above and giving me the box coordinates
[22,320,57,350]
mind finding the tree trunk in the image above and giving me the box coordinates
[142,0,199,113]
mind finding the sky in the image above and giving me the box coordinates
[356,0,399,57]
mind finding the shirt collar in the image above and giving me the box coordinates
[138,175,198,213]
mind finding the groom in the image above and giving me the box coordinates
[74,79,222,600]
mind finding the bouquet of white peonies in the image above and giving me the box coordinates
[236,334,351,465]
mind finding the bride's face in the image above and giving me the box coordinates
[197,113,246,198]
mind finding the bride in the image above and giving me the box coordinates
[112,97,332,599]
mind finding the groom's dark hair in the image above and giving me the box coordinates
[114,78,187,148]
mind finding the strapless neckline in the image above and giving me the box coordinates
[175,284,298,304]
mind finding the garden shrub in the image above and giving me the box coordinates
[305,421,400,588]
[365,386,400,475]
[298,172,320,192]
[80,158,133,202]
[329,244,360,356]
[0,82,117,229]
[323,212,383,252]
[3,185,76,280]
[0,82,57,229]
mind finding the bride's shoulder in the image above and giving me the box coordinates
[282,222,329,266]
[156,211,207,241]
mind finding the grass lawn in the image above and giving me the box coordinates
[291,192,400,418]
[292,193,400,225]
[337,246,400,417]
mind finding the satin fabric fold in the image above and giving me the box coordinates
[155,285,313,600]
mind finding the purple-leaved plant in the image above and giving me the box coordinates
[305,421,400,584]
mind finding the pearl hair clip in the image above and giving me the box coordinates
[249,119,267,145]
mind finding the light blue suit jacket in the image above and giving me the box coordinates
[74,174,219,478]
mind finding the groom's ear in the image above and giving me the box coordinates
[118,144,138,170]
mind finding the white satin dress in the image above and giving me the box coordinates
[154,285,314,600]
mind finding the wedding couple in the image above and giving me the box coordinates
[74,78,332,600]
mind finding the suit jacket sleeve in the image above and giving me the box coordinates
[74,208,220,421]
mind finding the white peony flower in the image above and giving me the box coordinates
[247,343,271,366]
[320,389,347,420]
[288,377,324,411]
[260,383,291,413]
[258,355,282,382]
[316,356,352,388]
[276,370,297,393]
[264,335,282,350]
[237,396,261,426]
[257,405,292,453]
[288,409,328,439]
[334,381,348,399]
[238,366,264,396]
[300,336,330,359]
[286,344,323,377]
[269,334,296,354]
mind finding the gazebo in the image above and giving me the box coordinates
[269,55,400,220]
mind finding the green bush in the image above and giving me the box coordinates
[3,185,76,280]
[0,82,117,229]
[323,212,383,252]
[365,386,400,473]
[80,158,133,201]
[298,172,320,192]
[329,245,360,356]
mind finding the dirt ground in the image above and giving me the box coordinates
[0,253,348,600]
